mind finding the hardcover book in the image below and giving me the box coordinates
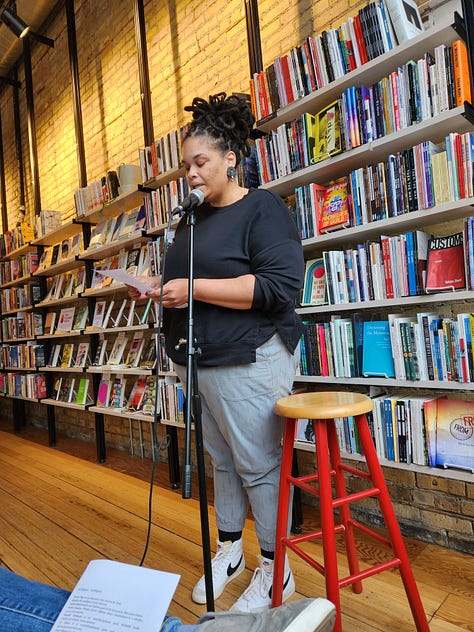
[318,178,350,233]
[385,0,424,45]
[435,398,474,471]
[425,232,466,292]
[56,307,75,333]
[301,258,328,306]
[362,320,395,377]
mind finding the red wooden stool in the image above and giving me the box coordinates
[272,391,430,632]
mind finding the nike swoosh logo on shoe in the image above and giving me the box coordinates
[268,572,291,599]
[227,555,244,577]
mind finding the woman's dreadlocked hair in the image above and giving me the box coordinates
[183,92,255,165]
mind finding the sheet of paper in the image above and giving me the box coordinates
[96,268,157,294]
[50,559,180,632]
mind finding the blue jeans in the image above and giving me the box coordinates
[174,334,299,552]
[0,568,198,632]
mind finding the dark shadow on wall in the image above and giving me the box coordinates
[166,0,184,124]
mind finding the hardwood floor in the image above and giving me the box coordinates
[0,427,472,631]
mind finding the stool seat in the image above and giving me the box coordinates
[274,391,373,420]
[272,390,429,632]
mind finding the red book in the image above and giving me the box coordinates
[425,232,466,292]
[279,54,296,104]
[352,14,369,65]
[380,235,395,299]
[318,178,350,233]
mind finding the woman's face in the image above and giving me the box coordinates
[181,135,235,206]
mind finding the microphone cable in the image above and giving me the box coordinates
[138,207,183,567]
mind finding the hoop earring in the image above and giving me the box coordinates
[227,165,237,181]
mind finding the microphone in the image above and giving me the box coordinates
[171,189,205,216]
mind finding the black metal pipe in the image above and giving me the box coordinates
[245,0,263,77]
[12,64,26,214]
[134,0,154,147]
[23,36,41,215]
[0,108,7,231]
[66,0,87,188]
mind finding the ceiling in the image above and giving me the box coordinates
[0,0,58,77]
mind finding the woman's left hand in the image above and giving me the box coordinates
[147,278,189,308]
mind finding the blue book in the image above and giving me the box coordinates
[362,320,395,377]
[404,231,418,296]
[383,398,395,461]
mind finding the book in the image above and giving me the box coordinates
[313,100,342,163]
[60,343,74,368]
[318,179,350,233]
[434,398,474,471]
[384,0,424,45]
[301,258,328,306]
[362,320,395,377]
[92,339,108,366]
[75,377,90,405]
[72,304,88,330]
[108,376,127,408]
[124,332,145,367]
[96,378,112,407]
[56,307,75,332]
[141,375,158,415]
[91,300,107,328]
[49,559,179,632]
[74,342,90,368]
[107,332,128,366]
[425,232,466,292]
[452,39,472,107]
[44,311,56,335]
[101,300,115,329]
[125,377,148,411]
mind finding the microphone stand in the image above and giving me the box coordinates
[181,205,214,611]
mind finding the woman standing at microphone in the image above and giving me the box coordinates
[131,93,304,613]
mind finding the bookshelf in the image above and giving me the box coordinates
[257,11,474,479]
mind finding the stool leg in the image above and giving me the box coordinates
[327,419,363,594]
[314,419,342,632]
[272,417,295,608]
[355,414,430,632]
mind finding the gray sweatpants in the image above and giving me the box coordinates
[174,334,298,552]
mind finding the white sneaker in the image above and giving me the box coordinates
[192,539,245,604]
[230,555,295,613]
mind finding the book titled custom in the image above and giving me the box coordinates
[318,179,350,233]
[435,398,474,471]
[362,320,395,377]
[425,232,466,292]
[301,258,328,306]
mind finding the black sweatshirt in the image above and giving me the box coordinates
[162,187,304,367]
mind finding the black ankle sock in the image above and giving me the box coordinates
[218,530,242,543]
[261,549,274,560]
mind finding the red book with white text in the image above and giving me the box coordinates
[425,232,466,292]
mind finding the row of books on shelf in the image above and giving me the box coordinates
[296,394,473,471]
[339,45,471,151]
[144,179,190,228]
[301,220,474,307]
[94,375,158,415]
[138,125,187,182]
[1,312,43,341]
[36,234,84,271]
[256,56,472,182]
[88,243,156,289]
[0,252,39,285]
[300,311,474,384]
[0,282,42,313]
[74,170,120,217]
[2,342,46,370]
[0,222,35,258]
[86,205,147,251]
[42,268,86,302]
[251,0,425,120]
[41,299,156,337]
[293,132,474,239]
[0,371,47,399]
[51,376,92,406]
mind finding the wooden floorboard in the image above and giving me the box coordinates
[0,428,472,631]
